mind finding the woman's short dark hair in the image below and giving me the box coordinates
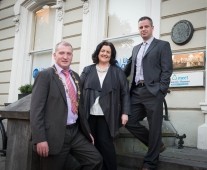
[92,41,117,65]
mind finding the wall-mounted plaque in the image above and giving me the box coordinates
[172,51,205,69]
[171,20,194,45]
[170,71,204,87]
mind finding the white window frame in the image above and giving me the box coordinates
[79,0,161,72]
[105,0,161,43]
[8,0,64,102]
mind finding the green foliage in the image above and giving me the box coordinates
[18,84,33,94]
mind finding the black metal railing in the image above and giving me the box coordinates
[0,117,7,156]
[163,90,170,121]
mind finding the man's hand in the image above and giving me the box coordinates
[36,141,49,157]
[121,114,128,126]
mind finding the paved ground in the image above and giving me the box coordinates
[0,146,207,170]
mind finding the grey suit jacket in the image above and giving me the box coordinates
[124,38,173,96]
[30,66,91,155]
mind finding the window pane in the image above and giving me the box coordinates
[34,7,56,50]
[112,36,142,68]
[30,6,56,83]
[108,0,146,37]
[31,51,52,83]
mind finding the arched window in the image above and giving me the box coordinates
[106,0,150,68]
[79,0,160,71]
[9,0,63,102]
[30,5,56,83]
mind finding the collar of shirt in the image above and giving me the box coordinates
[54,63,76,92]
[55,63,71,75]
[144,36,154,46]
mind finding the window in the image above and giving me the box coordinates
[107,0,146,37]
[106,0,149,68]
[30,5,56,83]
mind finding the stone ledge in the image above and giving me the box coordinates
[117,147,207,170]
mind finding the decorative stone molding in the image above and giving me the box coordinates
[79,0,107,73]
[57,10,63,21]
[22,0,56,11]
[13,15,20,32]
[51,0,63,9]
[51,0,64,21]
[83,1,89,14]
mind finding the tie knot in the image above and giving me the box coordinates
[62,70,70,77]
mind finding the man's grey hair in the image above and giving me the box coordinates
[55,41,73,52]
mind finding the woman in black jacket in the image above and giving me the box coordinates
[80,41,130,170]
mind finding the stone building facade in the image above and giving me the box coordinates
[0,0,207,149]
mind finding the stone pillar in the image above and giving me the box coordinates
[79,0,107,73]
[0,95,38,170]
[198,103,207,149]
[198,8,207,149]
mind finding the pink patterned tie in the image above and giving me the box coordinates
[62,70,77,114]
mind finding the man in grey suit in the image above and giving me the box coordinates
[30,41,102,170]
[124,16,173,170]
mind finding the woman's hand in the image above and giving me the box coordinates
[121,114,128,126]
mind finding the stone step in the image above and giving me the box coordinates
[117,147,207,170]
[115,124,177,155]
[1,148,206,170]
[0,156,5,170]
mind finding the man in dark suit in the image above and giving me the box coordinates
[124,16,173,170]
[30,41,102,170]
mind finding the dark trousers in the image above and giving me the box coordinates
[89,115,117,170]
[39,124,103,170]
[126,86,164,170]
